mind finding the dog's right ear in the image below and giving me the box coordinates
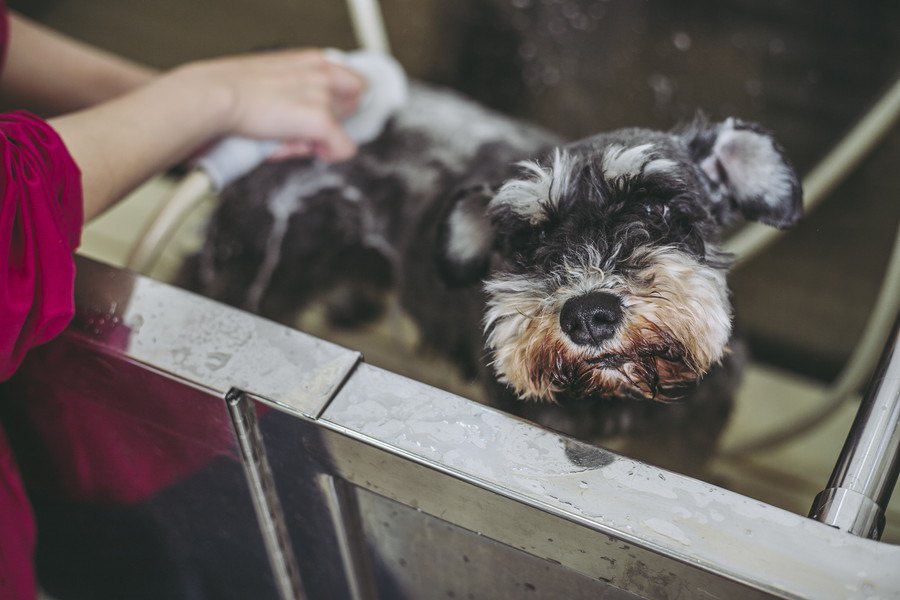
[435,185,495,287]
[681,115,802,229]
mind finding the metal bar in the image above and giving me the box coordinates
[810,316,900,539]
[226,389,307,600]
[346,0,391,53]
[317,475,379,600]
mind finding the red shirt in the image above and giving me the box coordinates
[0,0,83,380]
[0,4,84,599]
[0,111,83,380]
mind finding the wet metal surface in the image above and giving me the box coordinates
[811,318,900,538]
[12,256,899,599]
[323,363,900,599]
[73,257,360,418]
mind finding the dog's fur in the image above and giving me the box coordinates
[183,82,801,469]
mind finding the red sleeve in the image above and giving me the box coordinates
[0,111,83,381]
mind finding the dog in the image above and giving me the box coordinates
[182,82,802,471]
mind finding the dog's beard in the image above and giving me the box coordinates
[487,314,702,402]
[483,248,732,402]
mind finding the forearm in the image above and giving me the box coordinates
[1,12,156,115]
[49,49,362,221]
[50,65,229,220]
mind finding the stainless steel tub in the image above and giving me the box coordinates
[7,256,899,599]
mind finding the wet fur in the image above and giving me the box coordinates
[181,82,800,472]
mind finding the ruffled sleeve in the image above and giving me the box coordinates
[0,111,83,381]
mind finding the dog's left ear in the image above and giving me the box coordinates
[435,185,495,287]
[682,116,802,229]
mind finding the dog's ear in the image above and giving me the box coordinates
[435,185,495,287]
[682,116,802,229]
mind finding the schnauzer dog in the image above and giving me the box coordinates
[184,82,801,469]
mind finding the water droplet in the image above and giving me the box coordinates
[672,31,692,52]
[647,73,674,108]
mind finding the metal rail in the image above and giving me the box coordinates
[810,316,900,539]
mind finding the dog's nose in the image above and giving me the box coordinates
[560,292,623,346]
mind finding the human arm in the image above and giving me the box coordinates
[50,49,365,220]
[0,11,156,115]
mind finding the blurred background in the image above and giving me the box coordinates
[10,0,900,536]
[12,0,900,382]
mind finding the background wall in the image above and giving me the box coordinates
[12,0,900,383]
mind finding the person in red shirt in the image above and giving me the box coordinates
[0,7,365,599]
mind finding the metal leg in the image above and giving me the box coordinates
[317,475,379,600]
[227,389,308,600]
[809,316,900,539]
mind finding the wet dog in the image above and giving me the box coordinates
[184,82,801,469]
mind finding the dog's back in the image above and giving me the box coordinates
[185,83,558,322]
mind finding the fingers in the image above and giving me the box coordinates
[268,49,365,118]
[203,48,365,162]
[327,61,366,119]
[268,139,316,161]
[271,50,364,160]
[279,49,366,120]
[306,111,357,161]
[269,135,355,163]
[278,107,356,162]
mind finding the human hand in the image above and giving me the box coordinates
[52,47,368,219]
[173,49,366,162]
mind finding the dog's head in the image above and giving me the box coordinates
[437,116,801,403]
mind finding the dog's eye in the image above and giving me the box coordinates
[530,221,557,249]
[506,228,532,251]
[503,223,551,263]
[642,201,670,222]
